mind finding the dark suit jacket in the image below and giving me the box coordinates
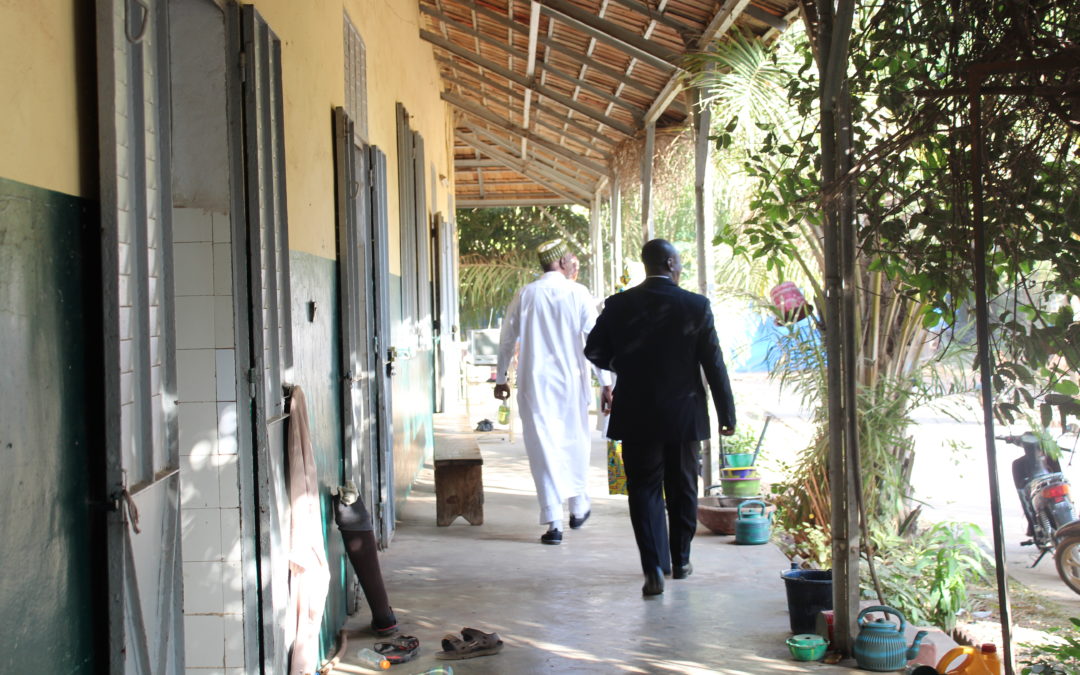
[584,276,735,442]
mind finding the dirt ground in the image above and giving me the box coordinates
[957,579,1076,666]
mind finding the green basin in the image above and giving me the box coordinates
[725,453,754,467]
[720,477,761,497]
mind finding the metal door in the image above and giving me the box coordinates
[96,0,183,672]
[369,146,396,545]
[333,107,379,545]
[240,5,293,672]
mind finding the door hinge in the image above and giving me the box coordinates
[239,50,247,82]
[247,367,258,399]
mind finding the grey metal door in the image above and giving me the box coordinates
[333,107,379,545]
[369,146,396,545]
[96,0,183,672]
[240,5,293,672]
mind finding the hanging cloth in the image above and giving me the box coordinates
[286,386,330,675]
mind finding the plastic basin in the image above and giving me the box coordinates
[720,477,761,497]
[725,453,754,467]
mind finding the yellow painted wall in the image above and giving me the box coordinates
[251,0,454,267]
[0,0,453,262]
[0,1,87,197]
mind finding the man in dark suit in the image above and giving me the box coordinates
[584,238,736,596]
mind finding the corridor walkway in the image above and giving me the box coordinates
[338,407,854,674]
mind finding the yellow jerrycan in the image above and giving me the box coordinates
[937,643,1002,675]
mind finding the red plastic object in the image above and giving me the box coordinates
[769,282,811,323]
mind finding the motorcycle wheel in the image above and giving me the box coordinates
[1054,535,1080,595]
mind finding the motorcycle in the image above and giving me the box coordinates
[999,432,1080,594]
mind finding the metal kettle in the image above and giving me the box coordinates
[853,605,928,671]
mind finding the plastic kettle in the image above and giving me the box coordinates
[937,643,1002,675]
[853,605,928,672]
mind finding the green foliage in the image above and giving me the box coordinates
[457,206,590,330]
[735,0,1080,426]
[773,521,832,570]
[867,522,993,633]
[1022,618,1080,675]
[718,425,760,456]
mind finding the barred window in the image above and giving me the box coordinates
[344,12,368,144]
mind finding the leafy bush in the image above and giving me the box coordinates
[1022,618,1080,675]
[866,522,993,632]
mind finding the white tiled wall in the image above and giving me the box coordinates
[174,207,245,673]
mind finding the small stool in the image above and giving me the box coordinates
[434,439,484,526]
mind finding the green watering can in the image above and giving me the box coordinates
[734,500,771,545]
[853,605,928,671]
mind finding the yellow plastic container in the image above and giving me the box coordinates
[937,644,1002,675]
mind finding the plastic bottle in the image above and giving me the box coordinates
[980,643,1003,675]
[412,668,454,675]
[936,643,1000,674]
[497,402,511,425]
[353,647,390,670]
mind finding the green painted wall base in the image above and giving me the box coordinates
[0,176,103,672]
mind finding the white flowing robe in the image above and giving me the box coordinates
[496,271,611,524]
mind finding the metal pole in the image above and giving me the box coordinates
[642,121,655,243]
[589,192,603,297]
[612,178,622,290]
[968,76,1015,675]
[693,84,716,491]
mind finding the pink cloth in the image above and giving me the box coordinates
[286,386,330,675]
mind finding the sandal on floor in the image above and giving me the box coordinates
[435,627,504,660]
[374,635,420,664]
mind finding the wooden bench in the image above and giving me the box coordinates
[434,437,484,526]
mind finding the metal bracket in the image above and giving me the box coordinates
[125,0,150,44]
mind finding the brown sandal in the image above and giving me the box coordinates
[435,627,504,660]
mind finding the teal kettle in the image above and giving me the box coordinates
[853,605,927,671]
[734,500,771,545]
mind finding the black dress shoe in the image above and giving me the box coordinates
[672,563,693,579]
[642,567,665,596]
[569,510,591,529]
[540,529,563,545]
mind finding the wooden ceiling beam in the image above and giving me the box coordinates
[453,0,662,102]
[421,4,645,120]
[609,0,698,40]
[537,0,681,72]
[456,132,592,203]
[421,29,636,136]
[443,90,612,177]
[461,122,602,187]
[439,66,617,155]
[458,197,574,207]
[643,0,752,124]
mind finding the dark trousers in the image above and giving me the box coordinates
[621,440,699,575]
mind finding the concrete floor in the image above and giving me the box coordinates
[337,407,856,674]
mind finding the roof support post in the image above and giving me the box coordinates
[693,84,715,491]
[813,0,860,657]
[590,190,604,297]
[968,70,1016,675]
[641,121,655,243]
[611,177,622,291]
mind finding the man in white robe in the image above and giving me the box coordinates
[495,239,612,544]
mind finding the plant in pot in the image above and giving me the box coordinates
[719,425,760,471]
